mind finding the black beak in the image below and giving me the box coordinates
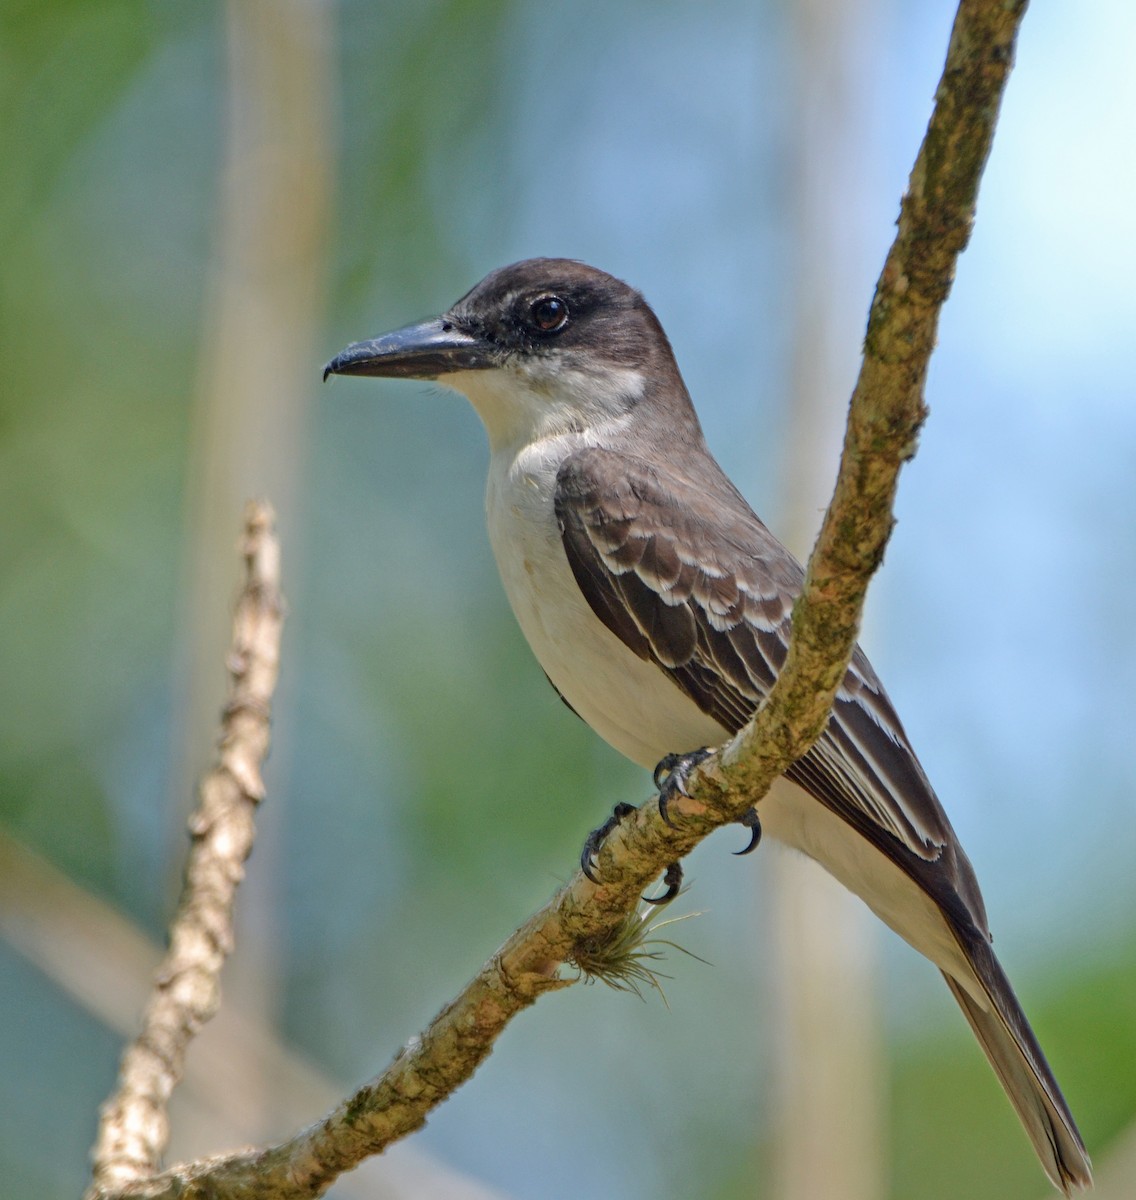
[322,318,496,382]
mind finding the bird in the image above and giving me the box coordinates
[324,258,1091,1193]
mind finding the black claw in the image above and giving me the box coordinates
[643,862,683,906]
[652,753,682,793]
[658,788,677,829]
[733,806,762,856]
[581,802,638,882]
[653,747,711,827]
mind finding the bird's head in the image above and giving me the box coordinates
[323,258,687,452]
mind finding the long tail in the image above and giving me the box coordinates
[943,934,1092,1194]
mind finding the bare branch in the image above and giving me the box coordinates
[88,502,284,1197]
[91,2,1029,1196]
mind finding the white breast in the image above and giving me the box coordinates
[484,433,728,771]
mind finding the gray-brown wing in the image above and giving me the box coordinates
[554,445,954,865]
[555,446,1093,1190]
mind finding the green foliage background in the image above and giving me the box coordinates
[1,2,1133,1198]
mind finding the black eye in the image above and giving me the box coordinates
[529,295,569,332]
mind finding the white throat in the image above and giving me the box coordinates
[443,359,646,455]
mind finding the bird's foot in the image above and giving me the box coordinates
[580,805,685,907]
[643,861,684,906]
[653,747,712,827]
[654,749,762,856]
[580,802,637,883]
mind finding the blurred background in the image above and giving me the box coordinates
[1,1,1134,1198]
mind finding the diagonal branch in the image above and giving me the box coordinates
[88,502,285,1197]
[90,1,1028,1196]
[711,0,1027,801]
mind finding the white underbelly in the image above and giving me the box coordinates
[760,777,979,994]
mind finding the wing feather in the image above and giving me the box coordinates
[554,445,1091,1191]
[555,445,950,865]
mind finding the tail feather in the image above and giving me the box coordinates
[942,938,1091,1195]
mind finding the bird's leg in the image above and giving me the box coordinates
[653,747,712,826]
[580,802,637,882]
